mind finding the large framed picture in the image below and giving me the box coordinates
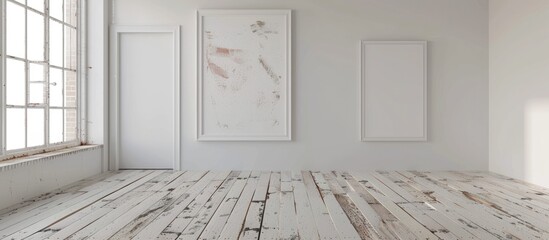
[197,10,292,141]
[360,41,427,141]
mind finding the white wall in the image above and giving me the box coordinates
[489,0,549,188]
[87,0,109,171]
[0,147,103,210]
[109,0,489,170]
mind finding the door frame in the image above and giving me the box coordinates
[109,25,181,170]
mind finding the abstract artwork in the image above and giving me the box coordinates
[197,10,292,141]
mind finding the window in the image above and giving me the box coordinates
[1,0,82,160]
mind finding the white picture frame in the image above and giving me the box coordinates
[197,9,292,141]
[360,41,427,142]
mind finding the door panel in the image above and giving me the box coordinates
[115,30,177,169]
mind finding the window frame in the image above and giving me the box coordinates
[0,0,86,161]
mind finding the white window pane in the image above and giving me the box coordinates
[28,10,45,61]
[64,0,77,26]
[50,19,63,67]
[27,108,45,147]
[65,70,76,107]
[6,2,25,58]
[49,68,63,107]
[50,0,63,20]
[6,108,26,150]
[28,0,45,13]
[6,59,26,106]
[29,63,45,105]
[64,26,77,69]
[49,109,63,144]
[64,109,77,141]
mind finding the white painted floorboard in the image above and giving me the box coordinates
[0,170,548,239]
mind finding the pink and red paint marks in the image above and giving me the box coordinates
[200,12,290,140]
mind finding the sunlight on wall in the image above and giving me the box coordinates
[524,99,549,188]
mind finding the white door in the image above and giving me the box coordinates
[111,26,180,170]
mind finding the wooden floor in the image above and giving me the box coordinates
[1,171,549,239]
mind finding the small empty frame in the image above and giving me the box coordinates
[360,41,427,141]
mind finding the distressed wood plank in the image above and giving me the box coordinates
[352,172,439,240]
[240,172,270,240]
[398,202,459,240]
[217,171,261,240]
[462,172,549,210]
[399,171,527,239]
[239,201,265,240]
[259,172,281,240]
[0,171,118,218]
[338,172,408,239]
[427,171,549,234]
[291,171,320,240]
[379,171,478,239]
[110,172,230,239]
[0,170,157,239]
[198,171,252,240]
[65,171,200,239]
[0,171,134,230]
[301,171,340,240]
[30,172,177,240]
[129,171,216,240]
[323,172,376,240]
[455,172,549,221]
[391,171,499,240]
[252,172,271,202]
[416,171,549,239]
[485,172,549,198]
[170,172,248,240]
[362,172,408,203]
[278,171,299,240]
[311,171,361,240]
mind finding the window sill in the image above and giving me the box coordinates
[0,145,103,172]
